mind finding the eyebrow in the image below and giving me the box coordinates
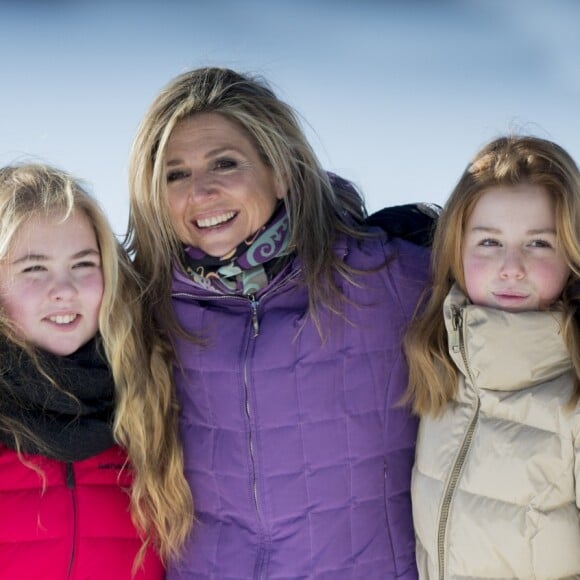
[166,146,242,167]
[468,226,557,235]
[12,248,100,264]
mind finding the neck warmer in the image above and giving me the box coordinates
[182,203,291,295]
[0,337,115,462]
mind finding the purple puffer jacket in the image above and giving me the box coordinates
[168,234,429,579]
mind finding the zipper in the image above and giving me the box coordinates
[241,279,303,579]
[248,294,260,337]
[243,341,265,579]
[65,463,77,579]
[242,294,266,579]
[172,267,301,579]
[437,307,480,580]
[243,304,263,524]
[449,307,462,354]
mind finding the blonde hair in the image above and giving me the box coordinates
[127,67,367,336]
[0,163,192,565]
[405,135,580,416]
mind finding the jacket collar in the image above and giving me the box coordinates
[171,233,351,296]
[444,284,572,392]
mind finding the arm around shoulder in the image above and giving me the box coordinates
[381,237,431,323]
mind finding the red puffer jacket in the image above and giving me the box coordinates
[0,443,164,579]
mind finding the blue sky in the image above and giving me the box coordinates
[1,0,579,236]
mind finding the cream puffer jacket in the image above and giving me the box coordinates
[412,285,580,580]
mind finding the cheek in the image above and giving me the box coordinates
[165,198,191,241]
[0,297,17,320]
[76,270,105,310]
[0,291,30,327]
[535,261,569,301]
[463,255,486,286]
[251,193,278,227]
[166,196,181,221]
[167,191,189,220]
[462,256,491,304]
[88,275,105,307]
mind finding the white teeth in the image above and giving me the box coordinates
[49,314,77,325]
[196,211,236,229]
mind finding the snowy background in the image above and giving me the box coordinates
[1,0,579,237]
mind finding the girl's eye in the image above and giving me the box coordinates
[166,169,189,183]
[528,238,553,248]
[22,264,46,273]
[73,260,100,269]
[479,238,500,247]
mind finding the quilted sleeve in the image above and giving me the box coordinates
[380,238,429,579]
[383,237,431,324]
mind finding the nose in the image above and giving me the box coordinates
[499,249,525,280]
[49,274,77,301]
[188,172,216,202]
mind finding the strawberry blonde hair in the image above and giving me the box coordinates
[405,135,580,416]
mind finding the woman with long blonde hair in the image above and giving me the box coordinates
[127,66,430,578]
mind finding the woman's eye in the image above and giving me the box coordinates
[214,158,237,170]
[166,169,189,183]
[479,238,499,247]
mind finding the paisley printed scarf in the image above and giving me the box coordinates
[182,203,291,295]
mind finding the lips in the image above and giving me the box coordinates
[493,290,529,299]
[195,211,236,229]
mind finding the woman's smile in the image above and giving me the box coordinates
[194,210,237,229]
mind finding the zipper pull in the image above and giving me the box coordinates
[249,294,260,337]
[450,307,463,353]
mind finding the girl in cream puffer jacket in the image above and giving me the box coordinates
[405,135,580,580]
[413,286,580,579]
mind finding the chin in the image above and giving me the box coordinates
[46,343,84,357]
[203,243,240,259]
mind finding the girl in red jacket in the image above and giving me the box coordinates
[0,163,192,579]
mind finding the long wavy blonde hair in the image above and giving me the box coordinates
[405,135,580,416]
[127,67,368,337]
[0,163,192,565]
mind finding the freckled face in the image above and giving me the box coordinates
[462,184,570,312]
[164,112,287,258]
[0,211,103,355]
